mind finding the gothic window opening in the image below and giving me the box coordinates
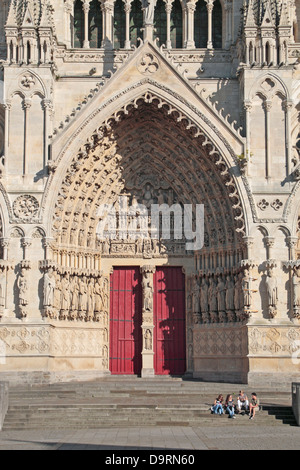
[74,0,84,47]
[212,0,222,48]
[170,0,183,48]
[89,0,103,48]
[114,0,126,49]
[154,0,167,47]
[130,0,143,47]
[194,0,208,48]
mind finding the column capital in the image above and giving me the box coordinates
[263,99,273,112]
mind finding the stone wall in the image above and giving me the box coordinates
[0,381,8,430]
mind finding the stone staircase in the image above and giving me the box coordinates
[2,378,297,430]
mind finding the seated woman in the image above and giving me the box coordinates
[212,394,224,415]
[237,390,249,414]
[225,394,236,419]
[249,392,260,420]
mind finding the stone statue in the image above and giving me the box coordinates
[192,275,200,314]
[78,276,88,319]
[200,277,208,314]
[242,269,252,308]
[60,273,70,319]
[70,276,79,320]
[225,275,235,311]
[292,267,300,317]
[217,276,226,312]
[141,0,157,25]
[144,329,152,350]
[208,277,217,322]
[87,278,95,322]
[43,268,56,308]
[142,271,153,312]
[17,267,29,318]
[266,269,278,317]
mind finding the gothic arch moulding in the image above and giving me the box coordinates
[41,97,255,277]
[43,77,252,241]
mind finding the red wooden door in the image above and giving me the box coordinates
[153,267,186,375]
[110,267,142,375]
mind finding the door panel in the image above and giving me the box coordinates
[110,267,142,375]
[153,267,186,375]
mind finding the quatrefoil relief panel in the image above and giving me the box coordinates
[137,53,160,75]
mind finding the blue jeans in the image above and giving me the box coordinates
[226,406,235,417]
[213,404,224,414]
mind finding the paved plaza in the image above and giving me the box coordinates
[1,424,300,451]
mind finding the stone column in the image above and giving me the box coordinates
[287,237,298,261]
[206,0,214,49]
[101,0,114,49]
[42,99,53,171]
[244,101,252,174]
[185,1,195,49]
[21,238,32,260]
[124,0,132,49]
[0,238,10,262]
[264,99,272,180]
[165,0,173,50]
[264,236,275,260]
[0,260,13,318]
[23,98,32,176]
[3,100,11,162]
[224,0,232,49]
[141,265,156,378]
[283,99,293,178]
[83,0,91,48]
[64,0,74,48]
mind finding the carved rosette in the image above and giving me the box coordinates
[13,195,39,222]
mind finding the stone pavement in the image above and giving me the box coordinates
[1,424,300,450]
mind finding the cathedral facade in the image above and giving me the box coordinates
[0,0,299,385]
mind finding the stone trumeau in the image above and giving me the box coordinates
[0,0,299,386]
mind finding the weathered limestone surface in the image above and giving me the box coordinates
[0,0,299,385]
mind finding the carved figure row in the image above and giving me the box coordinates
[188,264,279,323]
[43,268,109,322]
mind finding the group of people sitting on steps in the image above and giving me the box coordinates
[211,390,260,420]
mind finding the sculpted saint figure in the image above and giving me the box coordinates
[217,276,226,312]
[44,267,55,307]
[225,275,235,311]
[266,269,278,317]
[142,0,157,25]
[144,329,152,350]
[266,269,278,306]
[18,267,29,309]
[142,271,153,312]
[293,267,300,310]
[200,277,208,313]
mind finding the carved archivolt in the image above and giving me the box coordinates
[51,94,246,263]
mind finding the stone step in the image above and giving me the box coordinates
[3,379,296,431]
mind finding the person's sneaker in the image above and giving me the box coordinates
[232,415,236,419]
[249,415,253,420]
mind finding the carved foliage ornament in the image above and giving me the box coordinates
[13,195,39,221]
[19,73,36,90]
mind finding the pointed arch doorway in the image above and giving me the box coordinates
[49,91,246,380]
